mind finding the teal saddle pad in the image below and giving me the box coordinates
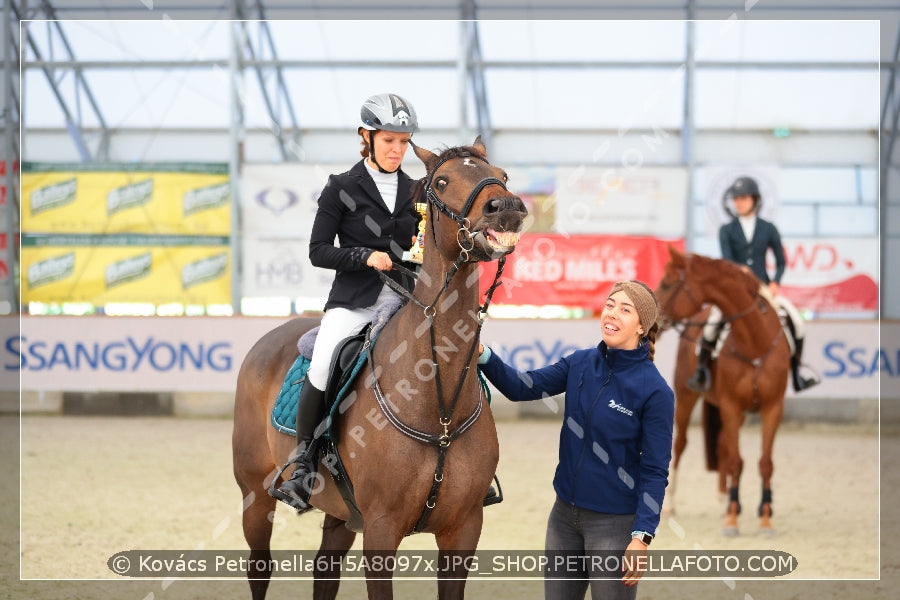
[270,354,312,436]
[270,345,370,438]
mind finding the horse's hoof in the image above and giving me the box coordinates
[722,526,739,537]
[757,527,777,538]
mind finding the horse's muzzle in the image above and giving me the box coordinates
[472,195,527,259]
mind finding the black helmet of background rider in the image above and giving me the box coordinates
[358,93,419,174]
[722,175,762,219]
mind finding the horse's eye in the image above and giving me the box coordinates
[436,177,448,191]
[659,280,671,291]
[501,171,509,183]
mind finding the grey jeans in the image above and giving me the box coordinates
[544,497,638,600]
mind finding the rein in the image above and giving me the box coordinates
[370,150,510,532]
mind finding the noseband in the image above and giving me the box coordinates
[423,151,508,258]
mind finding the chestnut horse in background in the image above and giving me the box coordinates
[232,138,527,599]
[655,246,789,536]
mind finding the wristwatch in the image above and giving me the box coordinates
[631,531,653,545]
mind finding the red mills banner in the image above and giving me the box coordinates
[481,234,685,312]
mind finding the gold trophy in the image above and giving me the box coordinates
[402,201,427,264]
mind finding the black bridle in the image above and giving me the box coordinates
[370,149,513,532]
[658,267,765,336]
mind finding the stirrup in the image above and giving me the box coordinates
[483,475,504,507]
[686,368,710,393]
[792,364,822,393]
[268,455,314,513]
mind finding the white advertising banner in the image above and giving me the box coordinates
[554,166,686,236]
[241,237,333,300]
[779,238,879,316]
[6,316,885,401]
[240,163,351,238]
[702,166,781,236]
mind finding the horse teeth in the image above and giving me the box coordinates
[486,230,521,248]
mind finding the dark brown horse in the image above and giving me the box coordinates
[655,246,788,536]
[232,138,527,599]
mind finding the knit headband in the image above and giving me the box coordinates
[608,280,660,332]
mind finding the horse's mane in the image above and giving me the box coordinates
[694,253,762,298]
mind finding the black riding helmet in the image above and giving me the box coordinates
[359,93,419,174]
[722,175,762,218]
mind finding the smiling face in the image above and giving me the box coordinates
[601,290,645,350]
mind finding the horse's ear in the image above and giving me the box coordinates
[668,244,685,267]
[411,140,437,169]
[473,135,487,158]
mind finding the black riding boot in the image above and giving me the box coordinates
[791,338,820,392]
[686,343,713,393]
[271,382,326,510]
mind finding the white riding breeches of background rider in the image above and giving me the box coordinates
[700,294,806,356]
[303,284,403,390]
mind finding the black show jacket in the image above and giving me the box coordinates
[308,159,420,311]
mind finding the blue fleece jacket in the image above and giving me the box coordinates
[480,340,674,535]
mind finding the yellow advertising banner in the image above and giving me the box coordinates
[21,164,230,235]
[21,235,231,305]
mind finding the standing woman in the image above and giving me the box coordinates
[271,93,422,511]
[477,280,674,600]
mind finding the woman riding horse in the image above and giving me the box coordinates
[271,92,425,510]
[686,175,819,394]
[233,135,528,600]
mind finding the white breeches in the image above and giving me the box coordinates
[304,284,402,390]
[700,295,806,346]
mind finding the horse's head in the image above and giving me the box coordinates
[412,137,527,262]
[656,245,765,327]
[655,245,703,326]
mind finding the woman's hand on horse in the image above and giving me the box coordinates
[367,251,394,271]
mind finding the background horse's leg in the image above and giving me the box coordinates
[313,514,357,600]
[236,476,277,600]
[719,403,744,537]
[435,511,484,600]
[757,401,784,537]
[663,387,700,517]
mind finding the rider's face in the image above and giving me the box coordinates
[367,129,411,172]
[732,194,756,217]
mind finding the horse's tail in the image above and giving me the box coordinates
[702,401,721,471]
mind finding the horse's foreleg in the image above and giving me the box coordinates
[757,402,783,536]
[663,390,700,517]
[313,514,357,600]
[237,481,277,600]
[718,407,744,537]
[435,511,484,600]
[362,515,404,600]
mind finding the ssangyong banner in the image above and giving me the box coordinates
[779,238,879,317]
[481,234,685,312]
[5,316,883,401]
